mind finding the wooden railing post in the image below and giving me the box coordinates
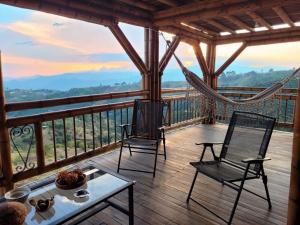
[0,52,13,193]
[287,77,300,225]
[168,100,172,126]
[34,122,45,169]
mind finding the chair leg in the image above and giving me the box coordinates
[261,166,272,209]
[163,136,167,160]
[228,179,246,225]
[153,143,159,177]
[128,144,132,156]
[187,171,198,202]
[117,142,124,173]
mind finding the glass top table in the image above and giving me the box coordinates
[21,165,134,225]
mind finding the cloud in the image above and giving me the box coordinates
[2,54,131,78]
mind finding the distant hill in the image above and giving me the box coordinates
[218,69,298,88]
[4,68,186,91]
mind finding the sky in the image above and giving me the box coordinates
[0,4,300,80]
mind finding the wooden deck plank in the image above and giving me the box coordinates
[77,124,291,225]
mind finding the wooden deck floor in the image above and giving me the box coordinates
[78,124,292,225]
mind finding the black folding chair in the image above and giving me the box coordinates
[187,111,276,224]
[117,99,167,177]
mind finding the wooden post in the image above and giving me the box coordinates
[149,27,160,100]
[206,43,217,124]
[0,52,13,193]
[34,122,45,169]
[287,77,300,225]
[143,28,150,99]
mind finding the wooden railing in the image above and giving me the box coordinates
[0,86,296,188]
[0,89,205,187]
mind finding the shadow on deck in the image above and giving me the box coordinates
[80,124,292,225]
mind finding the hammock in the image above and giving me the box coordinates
[172,53,300,105]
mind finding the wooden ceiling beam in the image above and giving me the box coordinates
[155,0,300,26]
[188,23,219,36]
[273,6,295,27]
[225,15,254,32]
[216,26,300,44]
[118,0,157,11]
[155,0,244,20]
[207,20,235,34]
[160,26,210,43]
[247,12,273,30]
[0,0,151,27]
[175,23,212,39]
[109,24,147,74]
[0,0,115,26]
[156,0,179,7]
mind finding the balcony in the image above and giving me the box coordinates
[0,87,293,224]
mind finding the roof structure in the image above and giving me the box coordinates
[1,0,300,46]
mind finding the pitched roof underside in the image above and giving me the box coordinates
[1,0,300,45]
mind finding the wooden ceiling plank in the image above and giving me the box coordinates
[247,11,273,30]
[225,15,254,32]
[155,0,300,26]
[207,20,235,33]
[273,6,295,27]
[118,0,157,11]
[156,0,179,7]
[155,0,243,19]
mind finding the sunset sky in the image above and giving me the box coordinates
[1,4,300,79]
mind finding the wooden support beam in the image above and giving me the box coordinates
[193,44,210,78]
[160,26,210,43]
[188,23,219,36]
[273,6,295,27]
[155,0,299,26]
[175,23,212,39]
[0,52,14,192]
[225,15,254,32]
[109,24,147,75]
[215,43,247,77]
[287,77,300,225]
[207,20,235,33]
[159,36,181,74]
[216,26,300,44]
[156,0,179,7]
[118,0,157,11]
[247,11,273,30]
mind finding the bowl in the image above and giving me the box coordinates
[5,187,30,203]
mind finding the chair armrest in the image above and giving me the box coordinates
[119,124,131,128]
[195,142,223,146]
[241,157,271,164]
[158,126,167,131]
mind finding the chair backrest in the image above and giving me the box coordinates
[220,111,276,173]
[131,99,166,139]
